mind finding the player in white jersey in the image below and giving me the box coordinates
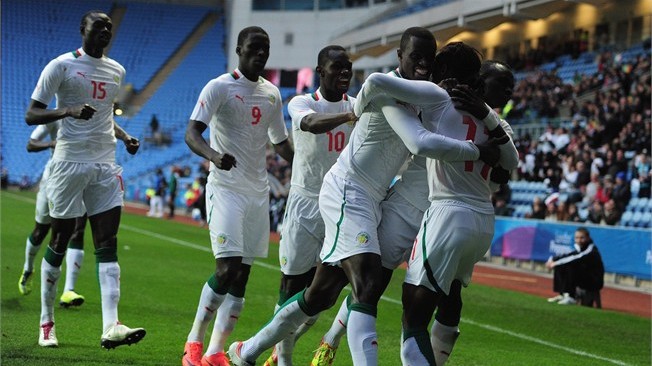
[310,48,515,366]
[25,11,143,350]
[261,45,356,366]
[19,122,89,308]
[182,26,293,366]
[355,45,519,365]
[228,28,498,366]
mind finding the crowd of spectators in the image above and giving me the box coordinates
[502,48,651,227]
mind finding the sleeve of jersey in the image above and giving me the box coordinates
[31,59,64,105]
[380,96,479,162]
[287,95,314,132]
[361,72,449,109]
[497,118,519,171]
[268,89,289,144]
[30,125,49,141]
[189,79,222,125]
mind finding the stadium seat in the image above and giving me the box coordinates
[619,210,633,226]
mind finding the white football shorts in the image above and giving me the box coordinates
[206,182,269,260]
[319,171,382,265]
[378,188,425,270]
[404,201,494,295]
[46,160,123,219]
[278,190,323,275]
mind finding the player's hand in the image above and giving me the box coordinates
[450,85,489,120]
[212,152,236,171]
[346,112,358,127]
[438,78,458,93]
[475,143,500,167]
[123,136,140,155]
[67,104,97,120]
[490,166,510,184]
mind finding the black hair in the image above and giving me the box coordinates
[435,42,483,85]
[317,45,347,67]
[237,26,268,46]
[480,60,513,79]
[80,10,105,28]
[400,27,435,51]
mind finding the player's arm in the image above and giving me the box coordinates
[355,72,449,116]
[300,112,357,134]
[26,138,55,153]
[273,139,294,164]
[113,120,140,155]
[25,100,96,126]
[379,96,483,162]
[185,120,236,170]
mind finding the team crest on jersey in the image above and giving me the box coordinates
[281,256,288,267]
[356,232,370,246]
[216,233,228,245]
[113,75,120,83]
[268,94,276,104]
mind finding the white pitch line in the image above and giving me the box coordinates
[3,192,630,366]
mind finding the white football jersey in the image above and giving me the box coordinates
[31,48,125,163]
[332,70,412,201]
[392,155,429,212]
[190,69,288,195]
[287,89,355,198]
[30,121,60,182]
[422,102,497,214]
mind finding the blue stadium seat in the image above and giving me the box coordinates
[619,210,633,226]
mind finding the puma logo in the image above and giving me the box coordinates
[235,95,245,103]
[77,71,87,79]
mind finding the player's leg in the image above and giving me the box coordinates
[340,253,385,365]
[38,161,87,347]
[232,263,348,365]
[21,180,53,295]
[20,222,50,295]
[401,283,440,366]
[431,280,462,366]
[271,191,322,366]
[86,163,145,349]
[60,214,87,307]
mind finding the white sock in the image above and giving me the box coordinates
[401,335,432,366]
[277,314,319,366]
[187,283,225,342]
[64,248,84,292]
[206,294,244,355]
[24,236,41,272]
[431,321,460,366]
[322,295,349,347]
[40,258,61,324]
[98,262,121,332]
[347,310,378,365]
[241,297,309,362]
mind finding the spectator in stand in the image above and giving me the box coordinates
[566,202,582,222]
[601,199,621,226]
[147,168,166,218]
[612,172,631,211]
[526,196,546,220]
[594,175,612,204]
[587,200,604,224]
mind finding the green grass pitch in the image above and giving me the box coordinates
[2,190,650,365]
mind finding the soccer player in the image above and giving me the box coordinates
[353,47,519,365]
[181,26,293,366]
[25,11,144,349]
[311,52,517,366]
[228,28,497,366]
[19,122,88,309]
[262,45,356,366]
